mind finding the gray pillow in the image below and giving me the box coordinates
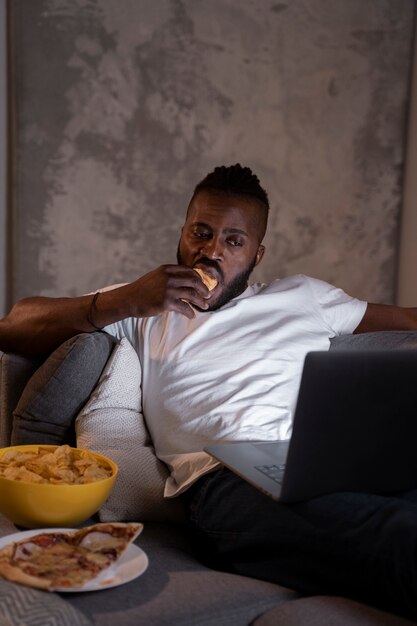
[11,332,116,447]
[0,577,92,626]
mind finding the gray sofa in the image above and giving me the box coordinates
[1,330,417,626]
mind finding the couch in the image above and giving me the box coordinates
[1,330,417,626]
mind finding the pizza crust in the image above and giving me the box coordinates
[0,557,53,590]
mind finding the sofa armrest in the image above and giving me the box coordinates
[330,330,417,351]
[0,351,44,447]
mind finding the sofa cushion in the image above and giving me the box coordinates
[252,595,416,625]
[10,332,115,447]
[75,338,186,523]
[0,577,92,626]
[65,522,298,626]
[330,330,417,351]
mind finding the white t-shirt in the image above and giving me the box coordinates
[103,275,367,496]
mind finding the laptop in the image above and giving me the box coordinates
[205,350,417,502]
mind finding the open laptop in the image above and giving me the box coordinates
[205,350,417,502]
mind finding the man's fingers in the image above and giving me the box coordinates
[177,287,210,310]
[165,266,211,297]
[175,299,197,319]
[132,265,212,318]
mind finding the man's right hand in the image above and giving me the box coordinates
[114,264,212,320]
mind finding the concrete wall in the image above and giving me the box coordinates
[0,0,6,317]
[397,18,417,307]
[7,0,416,306]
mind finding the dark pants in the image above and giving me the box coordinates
[187,467,417,620]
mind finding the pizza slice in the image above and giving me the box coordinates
[0,522,143,591]
[194,267,218,291]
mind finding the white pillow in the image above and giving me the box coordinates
[75,337,186,522]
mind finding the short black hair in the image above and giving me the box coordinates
[192,163,269,212]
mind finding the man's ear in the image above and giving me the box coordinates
[255,245,265,266]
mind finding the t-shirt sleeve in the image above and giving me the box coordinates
[102,318,141,352]
[306,276,367,336]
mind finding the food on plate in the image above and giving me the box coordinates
[0,522,143,590]
[0,445,112,485]
[194,267,218,291]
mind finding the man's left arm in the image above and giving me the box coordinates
[354,303,417,334]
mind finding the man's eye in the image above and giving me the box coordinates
[227,239,243,247]
[194,232,210,239]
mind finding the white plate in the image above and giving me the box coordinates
[0,527,149,592]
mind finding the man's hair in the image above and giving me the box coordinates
[192,163,269,212]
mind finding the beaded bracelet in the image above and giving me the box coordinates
[86,292,103,330]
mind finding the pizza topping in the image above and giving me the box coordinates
[14,542,39,560]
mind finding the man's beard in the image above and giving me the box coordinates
[176,246,257,311]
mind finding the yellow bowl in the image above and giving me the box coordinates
[0,445,118,529]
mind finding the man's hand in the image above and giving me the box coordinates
[118,264,212,320]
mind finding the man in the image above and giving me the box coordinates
[1,164,417,617]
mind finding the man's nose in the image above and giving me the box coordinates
[201,237,223,260]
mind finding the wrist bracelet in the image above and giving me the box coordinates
[87,292,103,330]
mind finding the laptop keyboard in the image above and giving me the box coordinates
[255,464,286,484]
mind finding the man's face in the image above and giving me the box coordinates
[177,190,265,310]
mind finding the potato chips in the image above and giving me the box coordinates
[0,445,112,485]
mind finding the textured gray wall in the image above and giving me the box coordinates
[8,0,415,305]
[0,0,7,317]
